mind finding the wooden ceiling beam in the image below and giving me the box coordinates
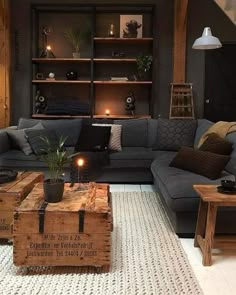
[173,0,188,83]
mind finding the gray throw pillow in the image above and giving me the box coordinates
[153,119,197,151]
[25,129,59,155]
[6,122,44,155]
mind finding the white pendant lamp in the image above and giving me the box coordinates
[192,27,222,50]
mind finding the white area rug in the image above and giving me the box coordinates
[0,192,203,295]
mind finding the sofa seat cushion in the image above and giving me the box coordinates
[0,148,74,169]
[109,147,155,160]
[151,154,233,212]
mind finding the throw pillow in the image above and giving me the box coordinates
[6,122,44,155]
[92,123,122,151]
[199,133,233,155]
[25,129,59,155]
[169,146,230,180]
[153,119,197,151]
[75,125,111,152]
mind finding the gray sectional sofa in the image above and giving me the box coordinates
[0,117,236,236]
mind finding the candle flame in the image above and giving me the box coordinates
[77,158,84,167]
[46,45,51,50]
[105,109,110,115]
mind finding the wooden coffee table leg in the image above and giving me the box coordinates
[194,199,208,247]
[202,202,217,266]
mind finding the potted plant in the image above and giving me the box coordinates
[64,26,90,58]
[40,136,69,203]
[136,54,153,80]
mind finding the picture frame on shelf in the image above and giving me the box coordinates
[120,15,143,38]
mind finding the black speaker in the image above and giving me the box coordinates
[125,92,135,116]
[35,90,47,114]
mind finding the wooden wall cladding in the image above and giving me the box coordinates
[0,0,10,127]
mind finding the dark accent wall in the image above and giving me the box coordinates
[10,0,236,124]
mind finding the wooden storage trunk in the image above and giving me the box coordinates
[13,182,112,272]
[0,171,43,239]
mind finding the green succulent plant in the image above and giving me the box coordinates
[136,54,153,79]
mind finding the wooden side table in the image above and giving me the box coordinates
[193,184,236,266]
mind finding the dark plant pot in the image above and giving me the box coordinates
[43,178,64,203]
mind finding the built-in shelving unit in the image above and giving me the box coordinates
[31,4,155,119]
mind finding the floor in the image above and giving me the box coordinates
[110,184,236,295]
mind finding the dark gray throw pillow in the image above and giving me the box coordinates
[169,146,230,180]
[75,125,111,152]
[153,119,197,151]
[25,129,59,155]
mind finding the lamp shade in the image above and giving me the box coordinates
[192,27,222,50]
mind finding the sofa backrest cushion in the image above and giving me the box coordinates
[153,119,197,151]
[18,118,82,147]
[147,119,159,148]
[194,119,214,148]
[113,119,148,147]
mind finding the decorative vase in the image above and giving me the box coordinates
[66,70,78,80]
[43,179,64,203]
[72,52,80,58]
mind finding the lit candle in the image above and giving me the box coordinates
[46,45,52,51]
[105,109,110,116]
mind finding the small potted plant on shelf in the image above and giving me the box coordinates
[41,136,69,203]
[64,26,90,58]
[136,53,153,80]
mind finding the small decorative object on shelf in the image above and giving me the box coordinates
[40,45,55,58]
[35,90,46,114]
[35,73,44,80]
[39,26,55,58]
[66,70,78,80]
[125,91,135,116]
[120,15,143,38]
[108,24,115,37]
[112,50,125,58]
[46,72,55,80]
[105,109,110,116]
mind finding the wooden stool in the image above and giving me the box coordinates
[193,184,236,266]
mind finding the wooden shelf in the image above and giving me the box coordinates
[32,114,91,119]
[94,37,153,43]
[32,114,150,119]
[94,58,136,62]
[32,80,91,84]
[94,114,151,119]
[32,58,91,62]
[94,80,152,84]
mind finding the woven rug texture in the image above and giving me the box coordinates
[0,192,203,295]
